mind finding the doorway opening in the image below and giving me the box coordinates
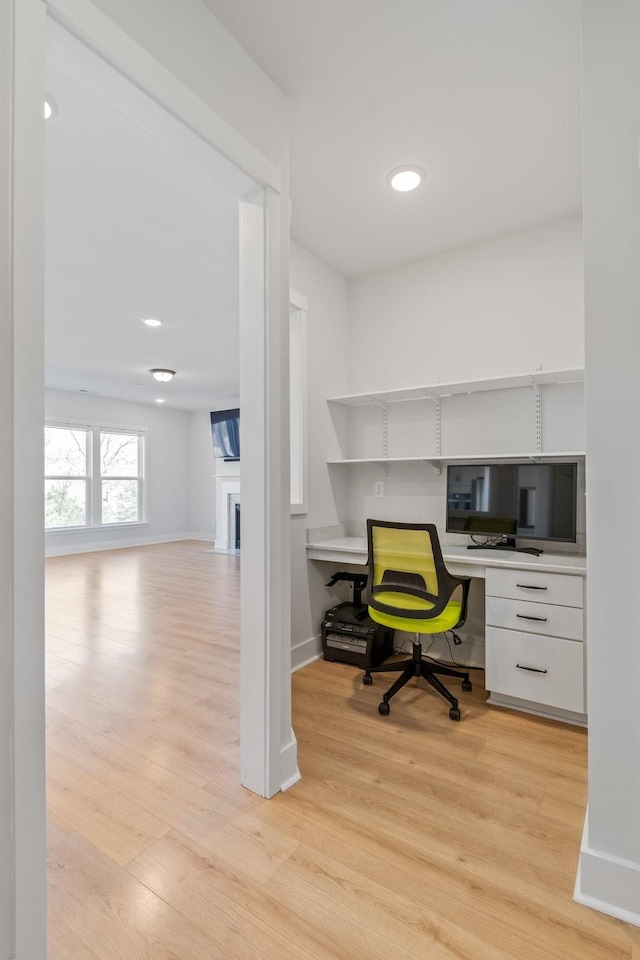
[41,16,284,956]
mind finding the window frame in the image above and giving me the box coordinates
[289,289,308,516]
[44,418,147,531]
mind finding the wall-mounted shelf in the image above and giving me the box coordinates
[327,368,584,462]
[327,367,584,407]
[327,452,585,465]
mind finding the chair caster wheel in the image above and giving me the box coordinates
[461,680,472,692]
[449,707,461,721]
[378,702,390,716]
[363,674,373,686]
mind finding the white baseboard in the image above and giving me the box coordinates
[488,692,587,727]
[291,634,322,673]
[574,816,640,927]
[45,532,197,558]
[279,730,300,792]
[186,532,215,542]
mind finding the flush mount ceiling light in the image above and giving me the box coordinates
[142,317,162,327]
[149,368,175,382]
[388,165,424,192]
[44,97,57,120]
[155,398,165,403]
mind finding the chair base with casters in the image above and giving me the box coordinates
[363,636,472,721]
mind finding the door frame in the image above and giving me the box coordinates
[6,1,294,957]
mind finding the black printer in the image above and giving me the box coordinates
[321,572,393,669]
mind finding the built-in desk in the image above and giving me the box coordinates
[306,529,587,725]
[306,535,586,577]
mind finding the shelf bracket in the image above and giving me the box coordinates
[531,381,542,454]
[423,392,442,457]
[424,460,442,475]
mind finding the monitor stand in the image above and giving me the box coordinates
[466,537,543,557]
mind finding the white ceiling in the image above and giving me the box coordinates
[45,3,583,408]
[203,0,582,277]
[45,57,242,412]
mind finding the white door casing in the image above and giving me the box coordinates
[5,1,296,957]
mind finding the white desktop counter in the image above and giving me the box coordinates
[306,535,586,578]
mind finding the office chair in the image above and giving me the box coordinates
[363,519,472,721]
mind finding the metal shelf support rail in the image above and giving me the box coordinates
[532,381,542,454]
[370,398,389,474]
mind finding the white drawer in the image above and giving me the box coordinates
[486,568,583,608]
[486,627,584,713]
[486,595,584,641]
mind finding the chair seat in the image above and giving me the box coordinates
[368,593,463,634]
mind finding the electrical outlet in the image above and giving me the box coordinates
[373,480,384,499]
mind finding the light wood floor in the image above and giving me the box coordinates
[46,541,637,959]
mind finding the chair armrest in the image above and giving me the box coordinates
[450,576,471,629]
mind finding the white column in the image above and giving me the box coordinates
[576,0,640,925]
[239,189,298,798]
[0,1,47,957]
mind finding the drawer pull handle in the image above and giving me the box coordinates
[516,664,548,674]
[516,584,547,590]
[516,614,548,622]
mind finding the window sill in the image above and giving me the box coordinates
[45,522,150,534]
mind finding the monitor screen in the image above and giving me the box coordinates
[446,462,577,543]
[210,409,240,460]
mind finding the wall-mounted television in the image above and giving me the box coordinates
[446,462,577,550]
[210,409,240,461]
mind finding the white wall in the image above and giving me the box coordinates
[289,241,350,667]
[189,410,217,540]
[89,0,289,175]
[575,0,640,926]
[347,215,584,391]
[45,389,192,554]
[2,3,47,958]
[0,3,15,953]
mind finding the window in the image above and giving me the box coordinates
[44,427,90,528]
[289,291,308,515]
[45,423,145,530]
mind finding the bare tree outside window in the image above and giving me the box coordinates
[44,424,144,529]
[44,427,89,528]
[100,432,141,523]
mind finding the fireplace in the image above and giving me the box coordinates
[234,502,241,549]
[227,493,240,551]
[215,474,240,551]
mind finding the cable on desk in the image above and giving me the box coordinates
[470,533,507,548]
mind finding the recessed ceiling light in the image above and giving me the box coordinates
[142,318,162,327]
[388,166,424,192]
[44,98,56,120]
[149,368,175,382]
[155,398,165,403]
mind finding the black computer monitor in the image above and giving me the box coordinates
[446,462,578,544]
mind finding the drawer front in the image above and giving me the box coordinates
[486,568,583,608]
[486,627,584,713]
[485,596,583,641]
